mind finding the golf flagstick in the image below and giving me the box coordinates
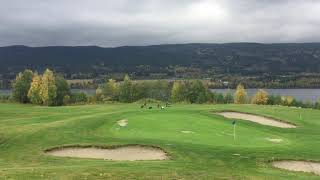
[232,120,236,141]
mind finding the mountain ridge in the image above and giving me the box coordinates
[1,43,320,80]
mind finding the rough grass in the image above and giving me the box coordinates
[0,103,319,179]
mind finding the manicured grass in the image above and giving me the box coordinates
[0,103,319,179]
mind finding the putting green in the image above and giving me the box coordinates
[0,103,319,179]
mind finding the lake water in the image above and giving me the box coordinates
[210,89,320,102]
[1,88,320,102]
[0,89,11,95]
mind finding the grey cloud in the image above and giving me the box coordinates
[0,0,320,46]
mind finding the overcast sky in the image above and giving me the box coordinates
[1,0,320,47]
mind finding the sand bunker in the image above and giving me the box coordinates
[266,138,283,143]
[117,119,128,127]
[46,145,168,161]
[217,112,296,128]
[272,161,320,175]
[181,131,194,134]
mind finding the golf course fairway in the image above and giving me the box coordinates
[0,103,319,179]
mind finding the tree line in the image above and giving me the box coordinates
[11,69,71,106]
[96,76,320,109]
[4,69,320,109]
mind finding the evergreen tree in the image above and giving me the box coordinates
[209,92,224,104]
[54,75,70,106]
[267,95,282,105]
[188,80,208,103]
[71,92,87,103]
[234,84,247,104]
[12,70,33,103]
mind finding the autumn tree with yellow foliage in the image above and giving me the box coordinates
[28,73,43,105]
[281,96,294,106]
[251,89,268,105]
[234,84,247,104]
[39,69,57,106]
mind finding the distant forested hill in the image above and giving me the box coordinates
[1,43,320,80]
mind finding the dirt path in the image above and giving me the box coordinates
[217,112,296,128]
[273,161,320,175]
[46,146,168,161]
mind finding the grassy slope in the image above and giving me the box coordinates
[0,103,319,179]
